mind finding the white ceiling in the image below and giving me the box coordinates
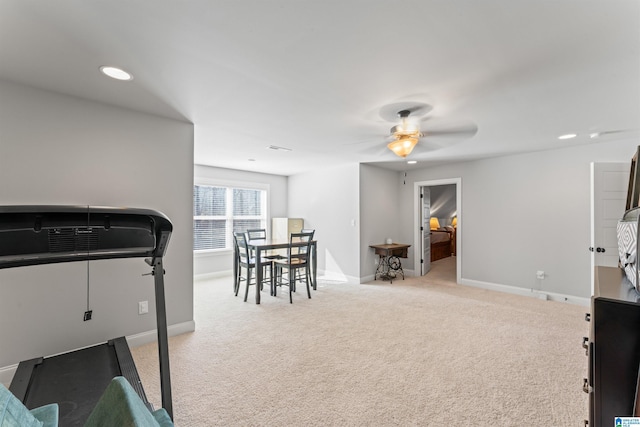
[1,1,639,176]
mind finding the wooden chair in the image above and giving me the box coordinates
[245,228,267,240]
[246,228,284,260]
[233,232,273,301]
[273,232,314,303]
[296,229,315,285]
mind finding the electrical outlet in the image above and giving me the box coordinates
[536,270,545,280]
[83,310,92,321]
[138,300,148,315]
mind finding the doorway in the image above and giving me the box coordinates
[413,178,461,283]
[590,162,629,294]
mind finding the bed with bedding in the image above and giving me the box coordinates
[431,227,455,262]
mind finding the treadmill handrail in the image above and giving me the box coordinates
[0,205,172,269]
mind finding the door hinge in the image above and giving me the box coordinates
[420,259,424,264]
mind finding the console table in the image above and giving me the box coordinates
[585,266,640,426]
[370,243,410,283]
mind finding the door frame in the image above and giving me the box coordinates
[413,177,462,283]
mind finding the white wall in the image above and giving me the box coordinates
[0,80,194,372]
[396,138,640,299]
[359,164,403,279]
[288,164,360,282]
[193,164,288,277]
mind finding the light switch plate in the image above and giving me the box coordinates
[138,300,149,315]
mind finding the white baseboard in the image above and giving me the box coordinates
[196,270,366,285]
[360,269,415,284]
[126,320,196,348]
[0,320,196,387]
[460,278,590,307]
[313,269,359,285]
[195,270,232,281]
[0,364,18,387]
[360,274,375,283]
[403,269,416,277]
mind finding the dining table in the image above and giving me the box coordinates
[236,238,318,304]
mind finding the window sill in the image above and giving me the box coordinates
[194,249,233,258]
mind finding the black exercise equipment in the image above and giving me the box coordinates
[0,205,174,426]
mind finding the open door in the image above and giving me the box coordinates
[590,162,630,294]
[421,186,431,275]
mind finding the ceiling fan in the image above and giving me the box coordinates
[376,102,478,158]
[387,109,424,158]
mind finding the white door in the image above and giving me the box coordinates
[590,162,629,294]
[421,187,431,275]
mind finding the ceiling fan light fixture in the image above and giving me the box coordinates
[387,136,418,158]
[391,123,420,135]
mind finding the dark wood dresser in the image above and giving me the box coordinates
[586,266,640,426]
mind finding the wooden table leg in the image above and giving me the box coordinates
[312,242,317,290]
[256,247,262,304]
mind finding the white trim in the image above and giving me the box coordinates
[460,278,590,307]
[126,320,196,348]
[359,269,415,284]
[194,248,232,258]
[194,176,271,191]
[360,274,376,283]
[317,270,360,285]
[0,364,17,387]
[195,270,232,281]
[413,178,462,283]
[0,320,196,387]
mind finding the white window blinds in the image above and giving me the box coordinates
[193,184,266,251]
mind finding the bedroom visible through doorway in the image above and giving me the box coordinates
[414,178,461,284]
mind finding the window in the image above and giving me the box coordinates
[193,184,267,251]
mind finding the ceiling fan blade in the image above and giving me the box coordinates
[589,129,639,140]
[360,143,391,156]
[343,134,392,146]
[421,118,478,138]
[413,138,456,152]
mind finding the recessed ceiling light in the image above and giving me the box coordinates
[100,66,133,81]
[558,133,577,140]
[407,160,417,164]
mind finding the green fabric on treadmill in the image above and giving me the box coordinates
[1,382,59,427]
[84,377,172,427]
[151,408,173,427]
[29,404,59,427]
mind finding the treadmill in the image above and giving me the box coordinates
[0,205,174,426]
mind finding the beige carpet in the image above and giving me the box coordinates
[131,257,589,426]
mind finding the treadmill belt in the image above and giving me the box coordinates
[23,343,121,426]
